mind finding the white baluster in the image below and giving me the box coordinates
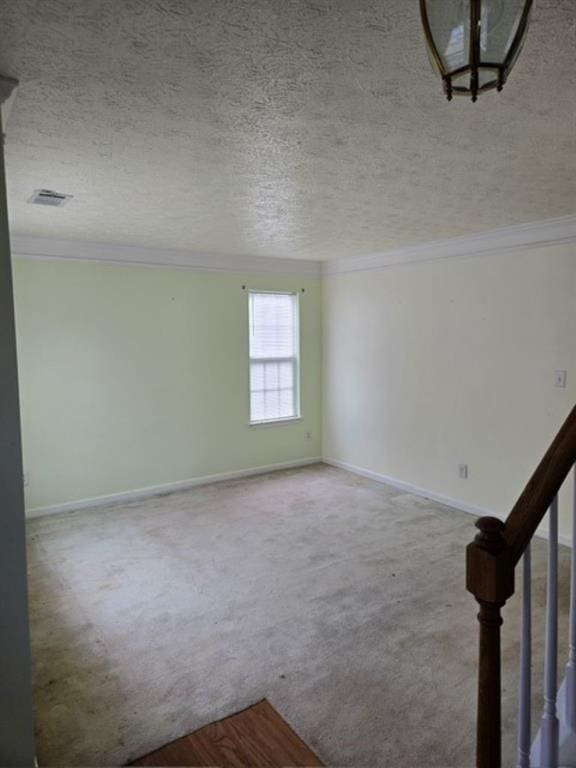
[566,467,576,731]
[541,496,559,768]
[517,544,532,768]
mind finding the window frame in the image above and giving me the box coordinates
[247,289,301,426]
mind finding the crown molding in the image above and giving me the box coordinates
[10,215,575,279]
[0,75,18,133]
[0,75,18,105]
[10,235,322,278]
[323,215,576,276]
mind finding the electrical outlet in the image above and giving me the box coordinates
[23,472,29,487]
[305,431,312,441]
[554,370,567,388]
[458,464,468,479]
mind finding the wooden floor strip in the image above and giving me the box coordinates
[130,699,324,767]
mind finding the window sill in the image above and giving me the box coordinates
[249,417,302,428]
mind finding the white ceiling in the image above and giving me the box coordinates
[0,0,575,262]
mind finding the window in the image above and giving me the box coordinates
[249,291,300,424]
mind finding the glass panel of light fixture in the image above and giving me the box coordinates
[425,0,472,72]
[450,69,473,93]
[479,0,526,63]
[477,68,499,88]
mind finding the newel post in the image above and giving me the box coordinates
[466,517,515,768]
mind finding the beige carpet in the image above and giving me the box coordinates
[27,463,570,767]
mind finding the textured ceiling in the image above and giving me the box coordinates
[0,0,575,261]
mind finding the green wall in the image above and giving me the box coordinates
[13,258,322,511]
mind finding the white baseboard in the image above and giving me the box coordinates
[27,455,570,549]
[26,457,322,519]
[323,457,572,549]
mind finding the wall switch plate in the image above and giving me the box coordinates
[458,464,468,479]
[23,472,29,487]
[554,370,568,388]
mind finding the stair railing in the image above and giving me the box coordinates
[467,404,576,768]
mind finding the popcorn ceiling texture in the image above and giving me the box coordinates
[0,0,574,261]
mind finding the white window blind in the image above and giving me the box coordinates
[249,291,300,423]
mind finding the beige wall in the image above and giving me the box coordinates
[322,244,576,535]
[13,258,322,511]
[13,243,576,531]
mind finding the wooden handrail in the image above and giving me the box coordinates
[466,404,576,768]
[505,404,576,564]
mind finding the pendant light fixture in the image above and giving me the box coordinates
[420,0,534,101]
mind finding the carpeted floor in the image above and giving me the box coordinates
[27,463,571,767]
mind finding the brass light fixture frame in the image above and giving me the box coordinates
[420,0,533,102]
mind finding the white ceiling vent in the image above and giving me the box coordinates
[27,189,73,207]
